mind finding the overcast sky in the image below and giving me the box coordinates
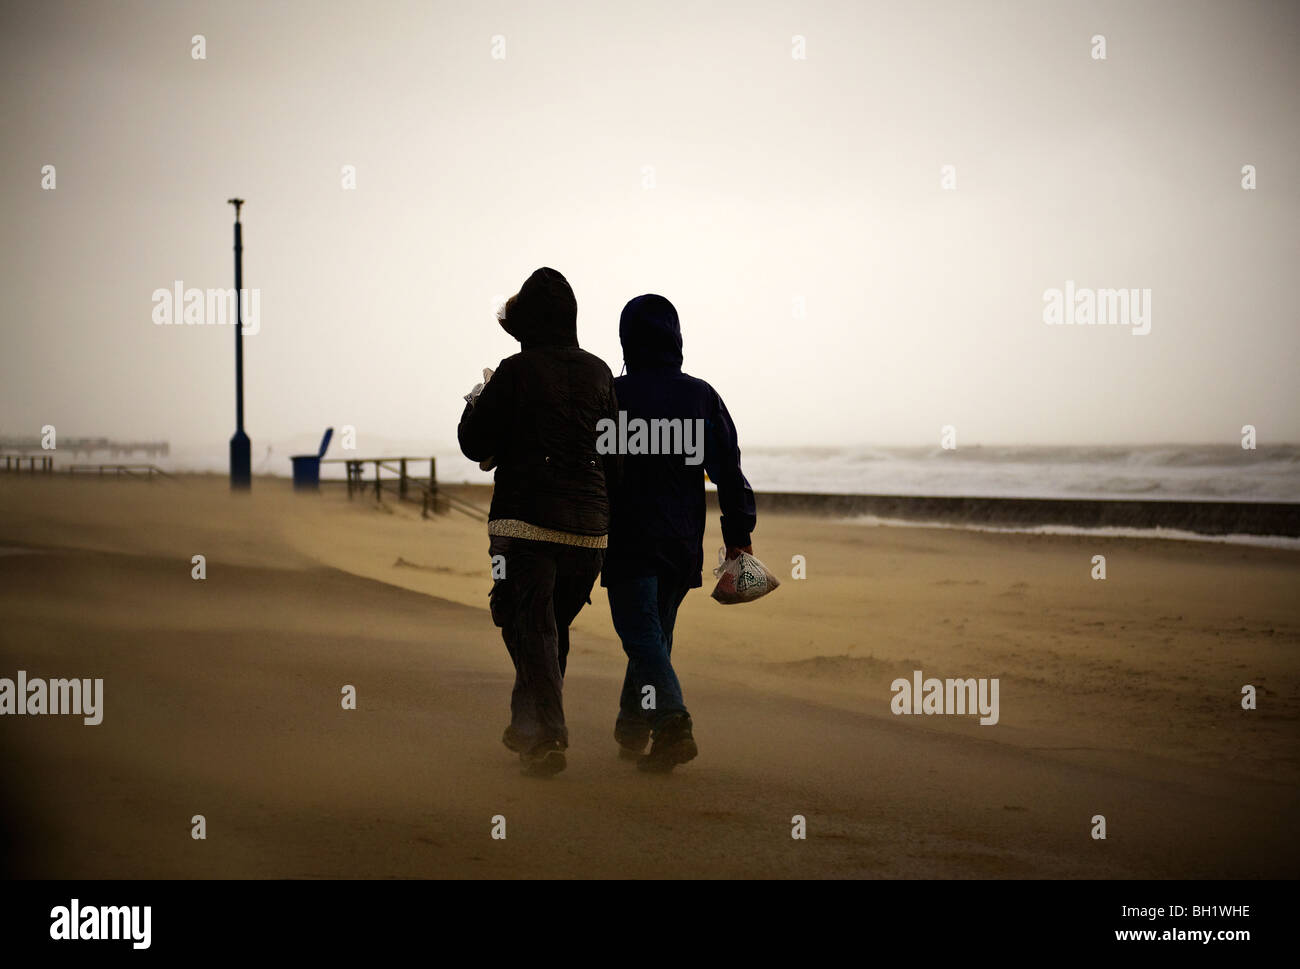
[2,0,1296,458]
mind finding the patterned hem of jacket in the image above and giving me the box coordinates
[487,518,609,549]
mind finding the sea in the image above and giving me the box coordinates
[40,440,1300,547]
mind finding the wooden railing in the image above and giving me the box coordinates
[1,454,55,473]
[321,457,433,501]
[2,455,172,479]
[67,464,173,480]
[318,457,487,521]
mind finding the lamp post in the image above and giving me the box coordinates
[227,198,251,489]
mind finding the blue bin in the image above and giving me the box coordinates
[291,428,333,492]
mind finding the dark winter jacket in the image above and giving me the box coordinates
[601,294,756,587]
[458,268,620,537]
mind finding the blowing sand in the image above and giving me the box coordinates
[1,475,1296,878]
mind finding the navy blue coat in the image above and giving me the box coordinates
[601,294,756,588]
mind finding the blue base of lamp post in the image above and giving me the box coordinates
[230,430,251,490]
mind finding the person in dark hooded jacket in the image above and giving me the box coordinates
[601,293,756,772]
[458,267,620,776]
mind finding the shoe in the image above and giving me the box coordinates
[502,725,526,753]
[614,721,650,759]
[520,739,567,776]
[637,715,697,773]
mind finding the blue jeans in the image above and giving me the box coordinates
[607,574,691,734]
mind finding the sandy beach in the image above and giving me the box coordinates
[1,474,1296,878]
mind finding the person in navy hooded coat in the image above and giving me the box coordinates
[601,294,757,772]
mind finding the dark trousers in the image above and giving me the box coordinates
[488,535,604,749]
[607,574,692,735]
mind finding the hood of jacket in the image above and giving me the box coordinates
[500,267,579,349]
[619,294,683,373]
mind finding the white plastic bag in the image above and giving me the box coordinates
[464,367,495,405]
[710,547,780,604]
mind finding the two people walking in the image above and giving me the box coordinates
[458,268,756,776]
